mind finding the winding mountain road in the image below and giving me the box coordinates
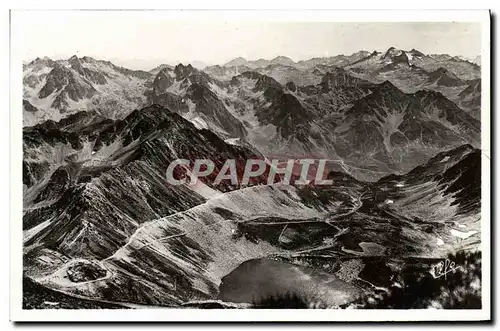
[34,185,367,306]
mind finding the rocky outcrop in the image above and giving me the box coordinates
[427,67,465,86]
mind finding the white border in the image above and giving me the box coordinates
[9,9,491,322]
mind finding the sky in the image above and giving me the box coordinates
[14,11,482,70]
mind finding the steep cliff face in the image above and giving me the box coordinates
[147,64,246,138]
[332,81,480,178]
[151,68,175,96]
[457,79,481,119]
[23,105,273,263]
[148,62,481,181]
[348,47,480,81]
[426,67,465,86]
[185,83,247,137]
[38,64,97,109]
[377,144,480,217]
[320,67,374,90]
[23,56,152,126]
[22,49,483,309]
[26,144,481,307]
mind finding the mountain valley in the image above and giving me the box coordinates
[22,48,484,309]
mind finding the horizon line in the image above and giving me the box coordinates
[23,48,481,71]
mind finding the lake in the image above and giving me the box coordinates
[218,258,361,307]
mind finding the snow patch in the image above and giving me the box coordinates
[225,138,241,146]
[43,301,60,306]
[450,229,478,239]
[191,116,209,130]
[23,219,52,242]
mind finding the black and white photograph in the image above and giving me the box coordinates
[9,9,491,322]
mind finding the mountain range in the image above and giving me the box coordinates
[22,47,483,309]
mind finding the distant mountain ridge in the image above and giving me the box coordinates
[24,50,480,181]
[24,48,480,127]
[23,55,152,126]
[22,45,484,310]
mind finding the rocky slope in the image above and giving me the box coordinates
[22,50,483,308]
[24,51,481,183]
[146,60,481,181]
[23,49,480,129]
[146,64,246,138]
[23,105,274,268]
[457,79,482,119]
[23,56,151,126]
[25,143,481,307]
[331,81,480,180]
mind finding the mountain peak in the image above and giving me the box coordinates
[414,88,446,99]
[382,47,397,56]
[409,48,425,57]
[372,80,406,98]
[352,50,370,56]
[174,63,193,69]
[269,56,295,66]
[271,56,293,61]
[149,63,173,75]
[29,56,54,66]
[224,57,248,67]
[378,80,398,90]
[123,104,180,131]
[253,74,282,93]
[174,63,196,79]
[81,56,97,63]
[382,47,405,59]
[427,67,463,86]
